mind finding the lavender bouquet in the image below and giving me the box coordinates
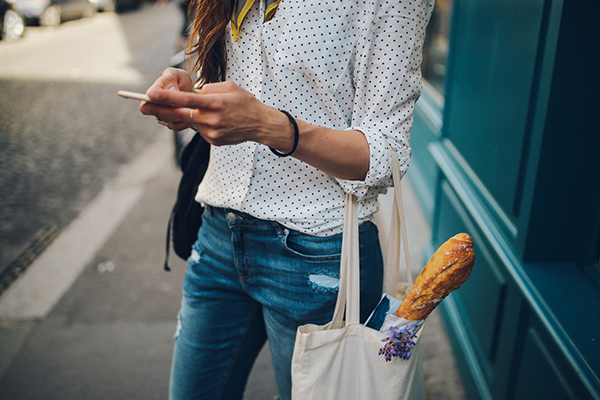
[365,293,424,362]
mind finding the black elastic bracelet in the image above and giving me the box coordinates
[270,110,299,157]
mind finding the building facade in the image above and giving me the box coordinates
[408,0,600,398]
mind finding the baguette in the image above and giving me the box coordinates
[396,233,475,321]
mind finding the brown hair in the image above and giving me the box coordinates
[185,0,234,85]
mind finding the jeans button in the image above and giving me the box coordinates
[226,212,236,222]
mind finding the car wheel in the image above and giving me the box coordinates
[2,9,25,41]
[39,4,61,27]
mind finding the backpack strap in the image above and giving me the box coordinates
[164,206,175,271]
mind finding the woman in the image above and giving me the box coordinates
[140,0,433,398]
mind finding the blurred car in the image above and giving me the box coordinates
[14,0,96,27]
[1,0,25,40]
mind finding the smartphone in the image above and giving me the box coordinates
[118,90,170,106]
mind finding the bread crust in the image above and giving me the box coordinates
[396,233,475,321]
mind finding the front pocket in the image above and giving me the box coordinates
[281,228,342,261]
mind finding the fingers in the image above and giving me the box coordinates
[156,119,189,132]
[198,81,239,95]
[140,76,256,140]
[162,67,193,91]
[148,104,193,124]
[146,68,186,93]
[151,103,200,133]
[163,121,190,132]
[142,78,239,116]
[139,68,201,131]
[143,68,193,104]
[139,90,192,117]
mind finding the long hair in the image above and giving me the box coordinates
[185,0,234,85]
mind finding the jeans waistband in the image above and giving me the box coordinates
[205,205,283,231]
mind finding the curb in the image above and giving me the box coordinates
[0,134,173,320]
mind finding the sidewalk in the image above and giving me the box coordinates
[0,134,466,399]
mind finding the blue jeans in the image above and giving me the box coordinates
[169,206,384,400]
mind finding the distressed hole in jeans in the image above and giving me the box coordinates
[189,249,201,263]
[174,313,183,339]
[308,274,340,292]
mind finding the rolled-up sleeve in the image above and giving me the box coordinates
[336,1,433,199]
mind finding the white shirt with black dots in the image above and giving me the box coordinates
[196,0,434,236]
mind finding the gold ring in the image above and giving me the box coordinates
[190,108,199,131]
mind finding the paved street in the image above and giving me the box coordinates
[0,134,280,399]
[0,2,182,287]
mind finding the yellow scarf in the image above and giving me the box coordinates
[231,0,281,41]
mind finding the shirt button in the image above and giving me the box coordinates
[227,212,237,222]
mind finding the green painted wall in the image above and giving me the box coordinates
[409,0,600,398]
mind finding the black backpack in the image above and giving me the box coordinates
[164,132,211,270]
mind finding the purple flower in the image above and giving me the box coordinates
[379,324,418,362]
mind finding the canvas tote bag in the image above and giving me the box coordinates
[291,143,427,400]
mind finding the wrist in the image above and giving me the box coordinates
[258,107,298,155]
[269,111,299,157]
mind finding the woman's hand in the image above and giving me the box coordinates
[185,81,285,147]
[139,68,195,130]
[140,70,288,147]
[140,68,370,180]
[145,67,195,97]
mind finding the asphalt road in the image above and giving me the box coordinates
[0,2,183,288]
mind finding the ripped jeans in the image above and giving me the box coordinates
[169,205,383,400]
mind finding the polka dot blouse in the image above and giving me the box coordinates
[196,0,434,236]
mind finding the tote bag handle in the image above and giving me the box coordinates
[383,142,413,295]
[330,142,412,327]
